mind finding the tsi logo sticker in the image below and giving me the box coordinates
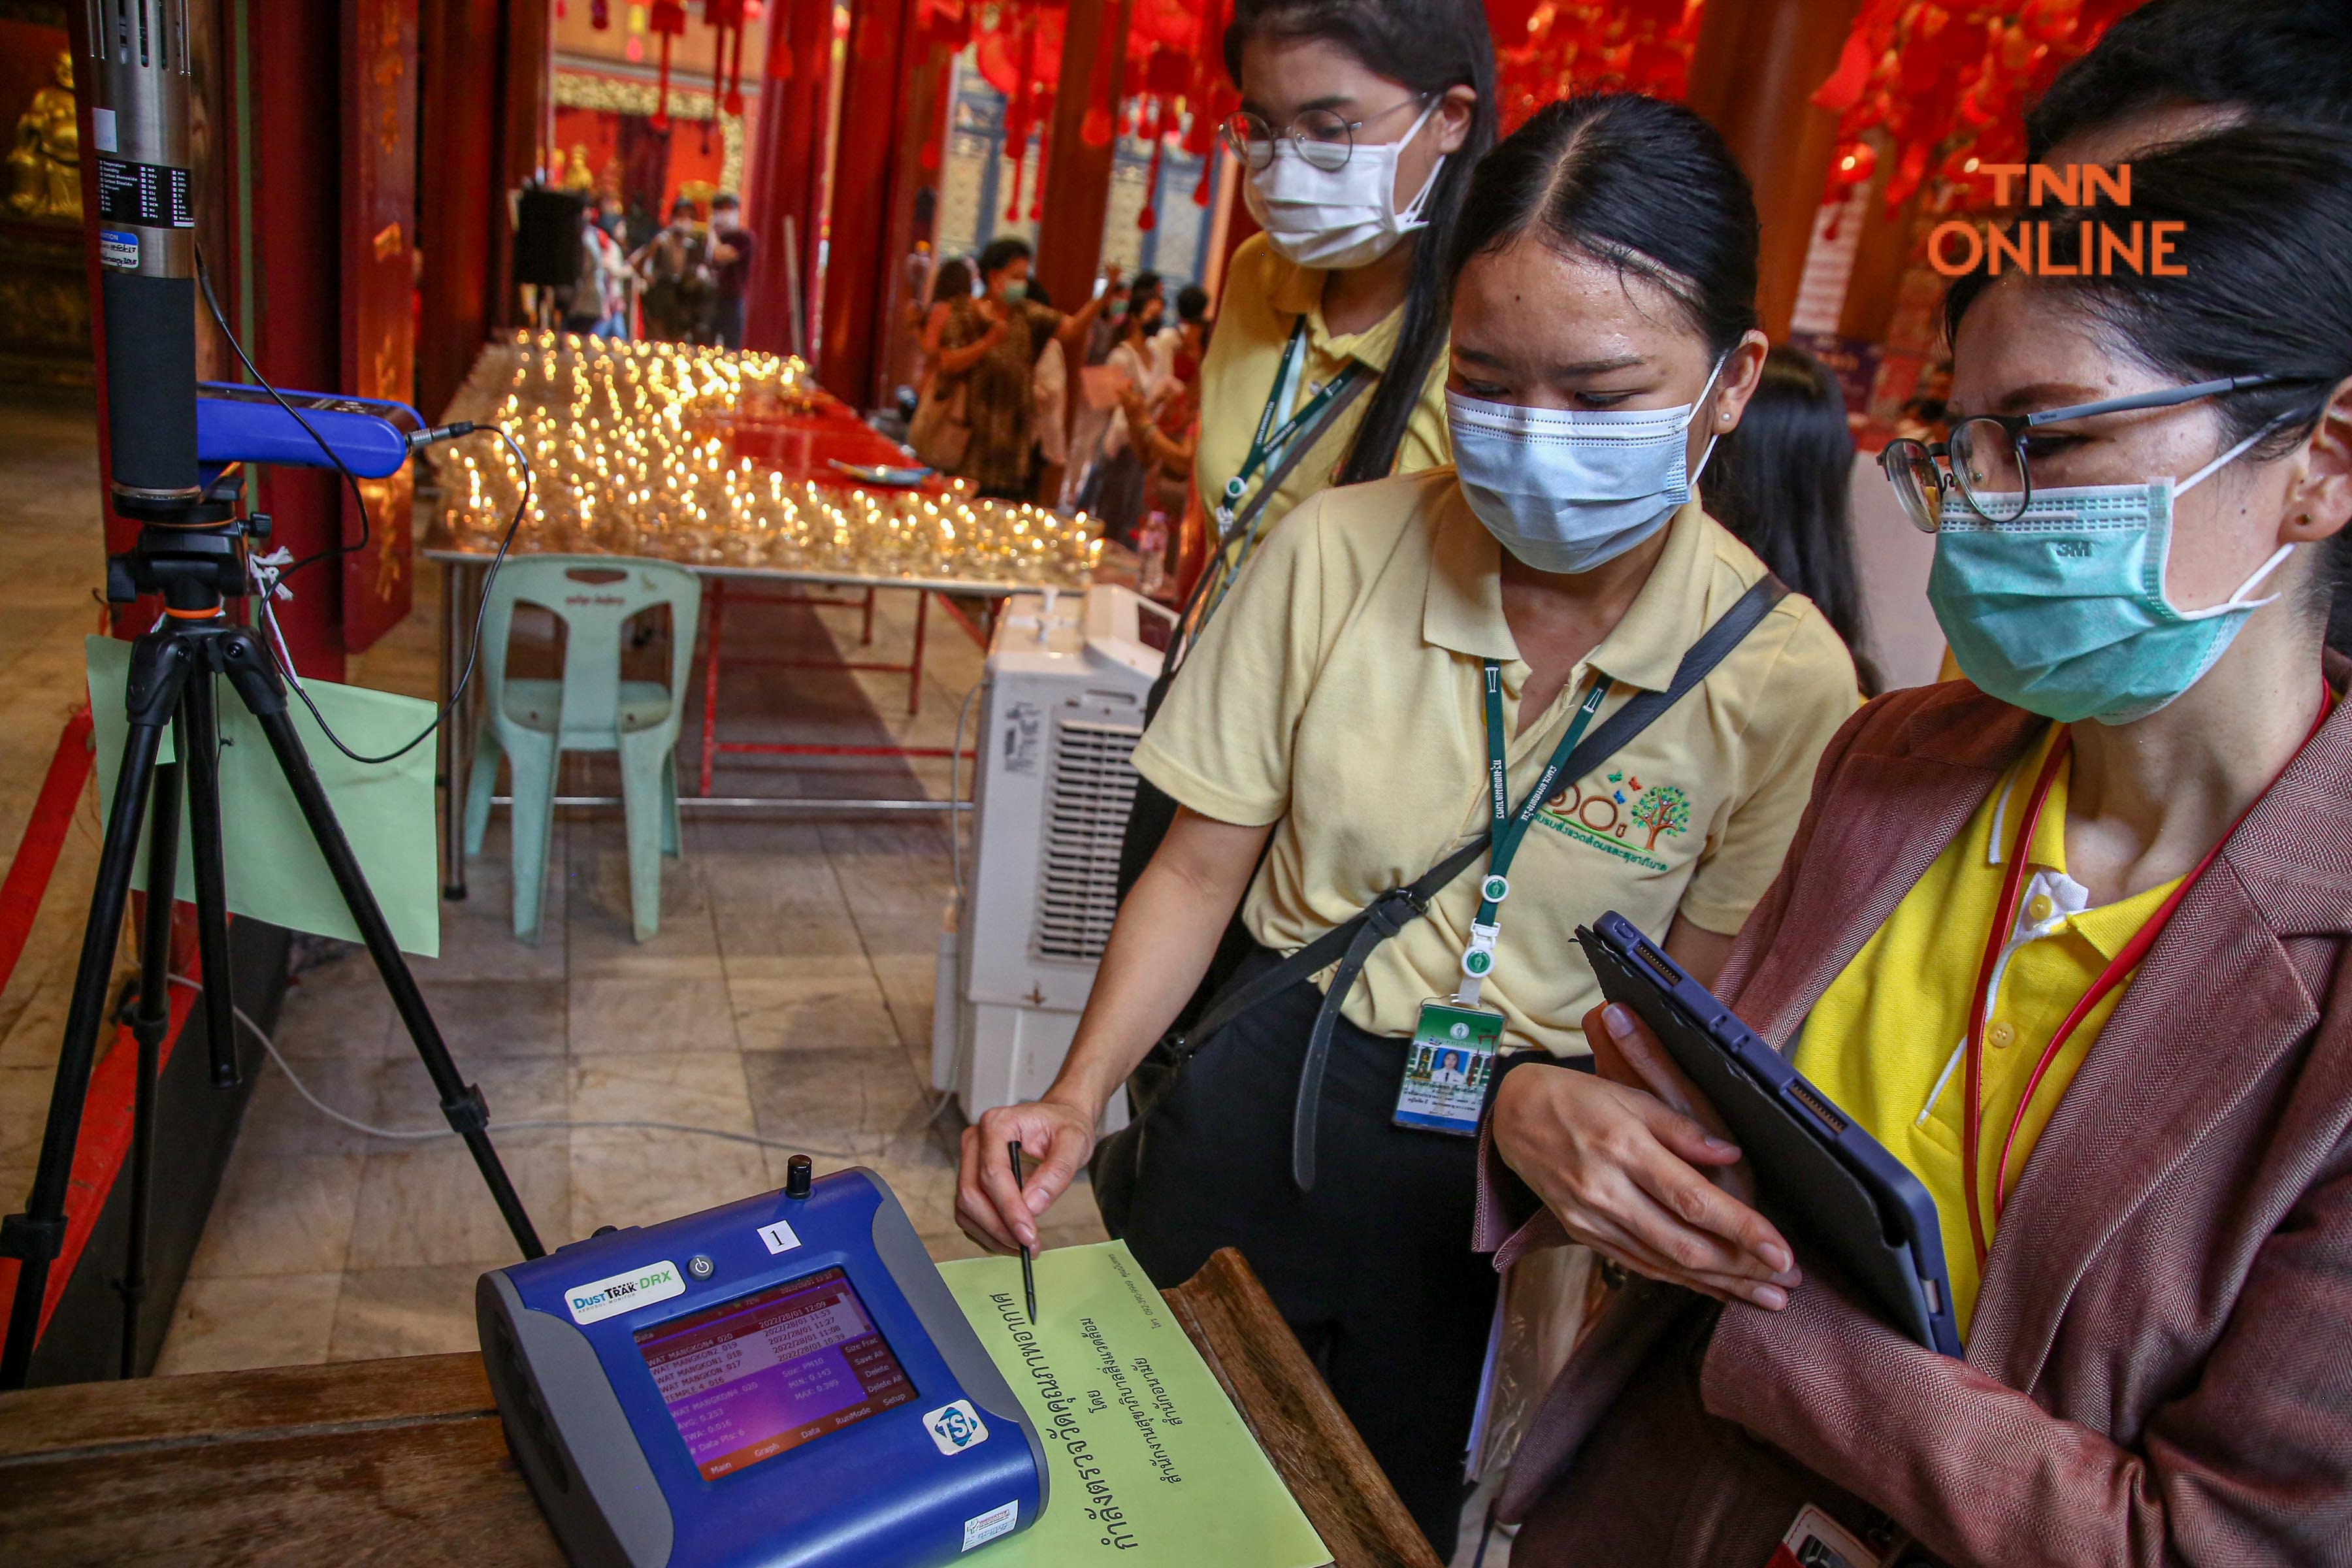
[566,1260,685,1325]
[924,1400,990,1455]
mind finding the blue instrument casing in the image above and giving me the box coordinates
[478,1168,1047,1568]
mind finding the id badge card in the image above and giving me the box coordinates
[1394,999,1503,1135]
[1765,1505,1888,1568]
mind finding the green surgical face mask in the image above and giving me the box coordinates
[1929,423,2289,725]
[1000,279,1028,302]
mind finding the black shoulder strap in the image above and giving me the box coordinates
[1171,572,1792,1190]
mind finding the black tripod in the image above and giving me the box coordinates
[0,506,544,1388]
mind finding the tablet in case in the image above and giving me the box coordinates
[1576,912,1964,1357]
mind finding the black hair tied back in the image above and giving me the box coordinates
[1446,93,1761,361]
[1226,0,1497,486]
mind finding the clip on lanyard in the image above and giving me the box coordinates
[1212,318,1365,534]
[1456,662,1614,1006]
[1959,689,2334,1265]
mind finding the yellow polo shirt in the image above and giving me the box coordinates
[1795,725,2178,1338]
[1131,469,1860,1056]
[1191,234,1452,535]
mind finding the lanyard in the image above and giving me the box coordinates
[1217,319,1363,523]
[1456,662,1613,1004]
[1959,691,2334,1264]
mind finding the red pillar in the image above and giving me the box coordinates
[248,0,348,678]
[815,0,915,405]
[1031,0,1131,314]
[1685,0,1865,342]
[744,0,837,357]
[340,0,419,655]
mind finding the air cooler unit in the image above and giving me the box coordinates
[933,586,1171,1128]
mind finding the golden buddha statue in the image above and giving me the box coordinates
[7,52,80,224]
[559,142,596,194]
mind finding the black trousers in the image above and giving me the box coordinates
[1118,948,1493,1559]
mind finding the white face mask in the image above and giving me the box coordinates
[1446,355,1727,576]
[1243,100,1445,270]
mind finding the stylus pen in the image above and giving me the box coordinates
[1009,1140,1038,1324]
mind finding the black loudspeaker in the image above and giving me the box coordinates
[514,186,587,288]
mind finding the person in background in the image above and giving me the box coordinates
[1483,122,2352,1568]
[1114,0,1497,914]
[1171,282,1212,384]
[707,193,755,351]
[1027,274,1072,504]
[960,94,1860,1554]
[916,256,974,395]
[630,197,711,344]
[928,238,1115,500]
[1085,274,1134,367]
[1188,0,1493,574]
[1703,346,1877,693]
[1079,285,1175,546]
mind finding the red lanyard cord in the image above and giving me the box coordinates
[1959,691,2335,1267]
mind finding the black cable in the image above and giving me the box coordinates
[264,427,531,765]
[189,244,531,765]
[193,248,372,585]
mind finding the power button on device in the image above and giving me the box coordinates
[687,1255,715,1281]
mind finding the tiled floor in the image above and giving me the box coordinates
[106,504,1109,1371]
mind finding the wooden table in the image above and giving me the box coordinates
[0,1249,1441,1568]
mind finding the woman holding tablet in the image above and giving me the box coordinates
[957,95,1859,1552]
[1484,125,2352,1563]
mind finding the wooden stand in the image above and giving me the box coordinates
[0,1248,1441,1568]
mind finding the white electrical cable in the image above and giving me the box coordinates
[167,975,861,1160]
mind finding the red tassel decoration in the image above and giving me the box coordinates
[649,1,688,130]
[1137,97,1164,231]
[591,0,610,27]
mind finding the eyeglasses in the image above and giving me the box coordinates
[1218,95,1429,174]
[1878,374,2288,532]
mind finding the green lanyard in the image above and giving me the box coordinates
[1197,321,1364,630]
[1460,661,1613,1003]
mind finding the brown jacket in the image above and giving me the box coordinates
[1478,679,2352,1567]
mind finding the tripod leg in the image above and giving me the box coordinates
[120,750,184,1379]
[214,631,545,1260]
[180,668,238,1089]
[1,633,190,1388]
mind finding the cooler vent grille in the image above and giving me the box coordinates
[1030,719,1141,963]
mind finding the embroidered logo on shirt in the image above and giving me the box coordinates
[1532,768,1691,872]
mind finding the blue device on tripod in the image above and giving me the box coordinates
[478,1163,1046,1568]
[193,381,471,490]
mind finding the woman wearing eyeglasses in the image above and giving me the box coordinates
[1482,123,2352,1565]
[1191,0,1494,564]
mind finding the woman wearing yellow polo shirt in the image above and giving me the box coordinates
[1483,126,2352,1564]
[1191,0,1494,561]
[957,96,1859,1554]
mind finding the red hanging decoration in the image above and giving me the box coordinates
[649,1,688,131]
[1137,96,1166,231]
[706,0,749,119]
[1814,0,2147,217]
[591,0,610,29]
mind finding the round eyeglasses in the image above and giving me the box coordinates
[1218,95,1429,174]
[1878,374,2288,532]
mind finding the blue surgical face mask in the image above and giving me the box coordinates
[1446,355,1726,576]
[1929,424,2291,725]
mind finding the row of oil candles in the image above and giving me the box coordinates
[427,333,1104,585]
